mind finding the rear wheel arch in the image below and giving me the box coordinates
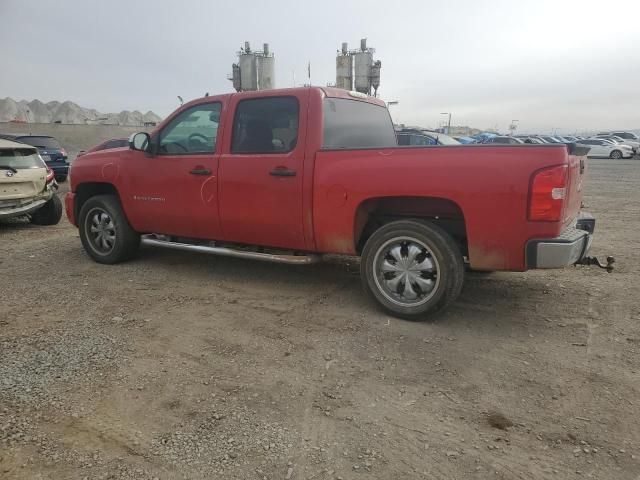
[360,218,465,320]
[353,196,468,257]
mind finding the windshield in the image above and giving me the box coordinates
[17,136,62,149]
[0,148,46,169]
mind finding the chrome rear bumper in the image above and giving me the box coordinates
[526,213,594,269]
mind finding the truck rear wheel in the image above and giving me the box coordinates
[360,220,464,320]
[30,194,62,226]
[78,194,140,264]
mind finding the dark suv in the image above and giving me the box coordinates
[0,134,69,182]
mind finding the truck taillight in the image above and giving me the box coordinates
[528,165,568,221]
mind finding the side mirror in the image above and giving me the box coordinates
[129,132,150,152]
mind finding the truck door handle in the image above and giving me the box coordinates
[269,167,297,177]
[190,167,211,175]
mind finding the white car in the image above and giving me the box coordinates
[597,130,640,153]
[578,138,634,159]
[0,139,62,223]
[595,134,640,154]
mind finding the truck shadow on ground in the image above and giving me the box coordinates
[135,245,558,329]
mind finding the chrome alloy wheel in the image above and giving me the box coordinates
[372,236,440,306]
[85,207,116,255]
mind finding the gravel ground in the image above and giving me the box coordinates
[1,158,639,479]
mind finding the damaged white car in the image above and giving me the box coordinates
[0,138,62,225]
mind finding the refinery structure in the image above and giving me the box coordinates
[228,42,275,92]
[229,38,382,96]
[336,39,382,96]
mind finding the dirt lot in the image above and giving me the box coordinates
[1,159,639,480]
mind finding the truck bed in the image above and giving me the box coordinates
[313,143,586,271]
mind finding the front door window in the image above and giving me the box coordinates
[159,103,221,155]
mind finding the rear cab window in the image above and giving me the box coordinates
[322,98,396,149]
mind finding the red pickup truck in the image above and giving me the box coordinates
[66,87,606,320]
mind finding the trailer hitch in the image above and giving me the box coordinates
[576,255,615,273]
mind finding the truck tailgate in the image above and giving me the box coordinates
[564,151,586,225]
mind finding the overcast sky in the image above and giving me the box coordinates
[1,0,639,133]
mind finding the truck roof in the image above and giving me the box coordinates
[319,87,387,107]
[182,86,387,110]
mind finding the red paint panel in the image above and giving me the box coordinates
[313,145,573,271]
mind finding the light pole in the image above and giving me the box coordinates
[387,101,399,124]
[509,119,519,136]
[440,112,451,134]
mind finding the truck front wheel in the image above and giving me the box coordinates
[78,194,140,264]
[360,220,464,320]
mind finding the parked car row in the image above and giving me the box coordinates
[396,128,462,146]
[456,131,638,159]
[396,127,638,160]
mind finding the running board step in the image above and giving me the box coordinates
[140,235,322,265]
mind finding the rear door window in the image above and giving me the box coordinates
[231,97,299,154]
[323,98,396,149]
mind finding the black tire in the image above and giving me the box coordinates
[78,194,140,264]
[360,219,464,320]
[610,150,622,159]
[55,174,67,183]
[30,194,63,226]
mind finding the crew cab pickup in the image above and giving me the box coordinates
[65,87,605,320]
